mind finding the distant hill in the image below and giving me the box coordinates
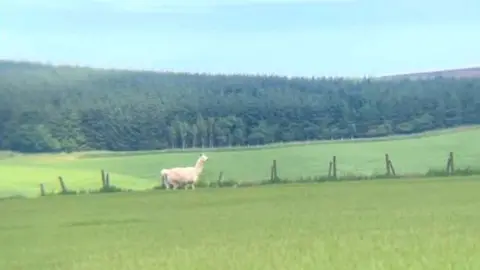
[0,59,479,153]
[1,59,479,80]
[380,67,480,80]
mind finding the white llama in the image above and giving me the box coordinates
[160,153,209,190]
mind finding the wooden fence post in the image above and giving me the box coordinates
[273,160,278,182]
[388,159,396,176]
[105,172,110,187]
[385,154,396,176]
[39,183,46,196]
[270,163,274,182]
[385,154,391,176]
[446,152,455,175]
[446,154,451,174]
[449,152,455,174]
[328,161,333,178]
[217,171,224,187]
[332,156,337,179]
[270,160,278,182]
[101,169,106,188]
[58,176,67,193]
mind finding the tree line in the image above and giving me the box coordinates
[0,60,479,153]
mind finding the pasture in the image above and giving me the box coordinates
[1,177,480,270]
[0,126,479,197]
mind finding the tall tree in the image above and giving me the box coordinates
[196,114,207,148]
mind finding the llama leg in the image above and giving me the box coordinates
[164,176,173,190]
[163,177,169,190]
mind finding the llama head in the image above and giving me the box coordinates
[199,153,209,162]
[195,153,209,169]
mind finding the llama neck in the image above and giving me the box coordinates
[194,160,205,174]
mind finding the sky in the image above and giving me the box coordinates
[1,0,480,77]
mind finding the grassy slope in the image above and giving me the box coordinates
[1,177,480,270]
[0,126,479,197]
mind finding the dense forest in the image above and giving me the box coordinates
[0,60,479,153]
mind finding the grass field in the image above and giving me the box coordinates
[1,177,480,270]
[0,126,479,197]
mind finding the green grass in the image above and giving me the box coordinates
[0,166,146,198]
[1,177,480,270]
[1,126,480,197]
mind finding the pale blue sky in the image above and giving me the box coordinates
[1,0,479,77]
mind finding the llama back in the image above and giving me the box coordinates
[165,167,197,182]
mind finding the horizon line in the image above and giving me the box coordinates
[1,58,479,80]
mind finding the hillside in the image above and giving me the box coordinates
[0,60,480,153]
[381,67,480,80]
